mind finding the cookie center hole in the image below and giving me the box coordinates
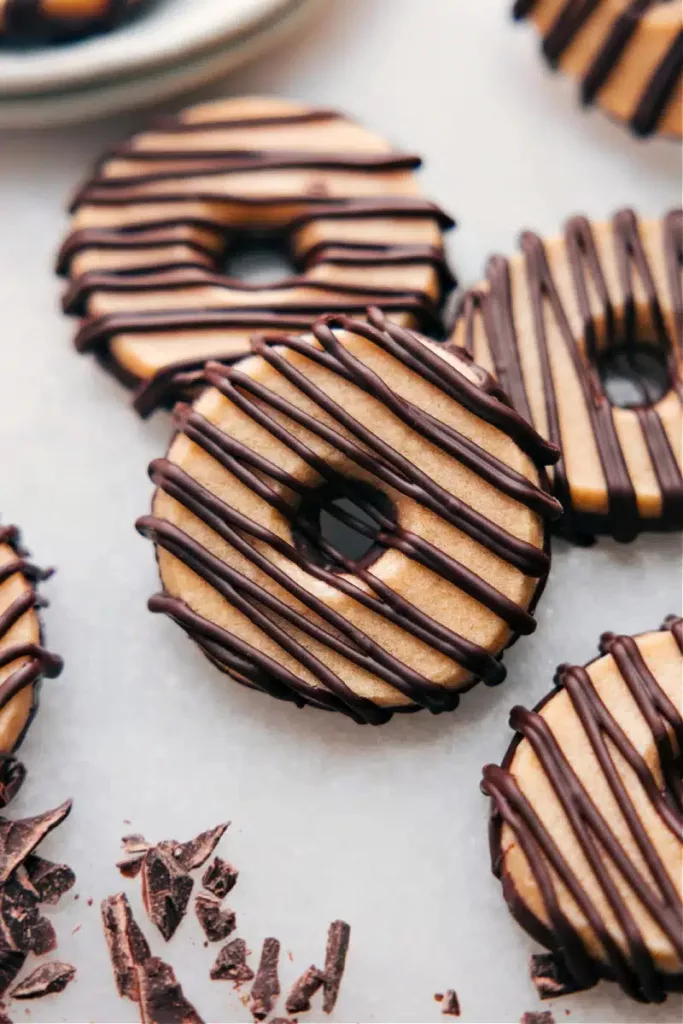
[223,232,294,285]
[292,481,397,573]
[597,344,670,409]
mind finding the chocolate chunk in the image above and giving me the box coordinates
[248,937,280,1020]
[171,823,230,872]
[101,892,151,1002]
[117,854,147,880]
[0,802,72,884]
[285,964,324,1013]
[194,895,236,943]
[26,914,57,956]
[24,856,76,904]
[9,962,76,999]
[530,954,584,1000]
[0,882,56,957]
[201,858,238,900]
[137,956,204,1024]
[141,847,194,941]
[322,920,350,1013]
[440,989,461,1016]
[209,938,254,983]
[0,760,26,811]
[0,942,25,997]
[520,1014,556,1024]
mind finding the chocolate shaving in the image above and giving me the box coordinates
[248,937,280,1020]
[0,802,72,884]
[170,823,230,872]
[0,942,25,997]
[9,961,76,999]
[141,847,194,942]
[520,1014,556,1024]
[101,892,151,1002]
[24,856,75,904]
[194,895,236,943]
[285,964,325,1013]
[0,760,26,811]
[209,938,254,983]
[201,858,238,900]
[440,989,461,1016]
[530,953,585,1000]
[322,920,350,1013]
[137,956,204,1024]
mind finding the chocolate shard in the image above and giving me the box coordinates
[0,941,25,997]
[0,801,72,884]
[248,937,280,1020]
[170,823,230,873]
[137,956,204,1024]
[122,834,150,856]
[117,854,147,880]
[26,915,57,956]
[101,892,151,1002]
[0,880,56,957]
[441,989,461,1016]
[201,858,238,900]
[520,1013,556,1024]
[24,856,76,904]
[0,760,26,811]
[322,920,350,1013]
[209,938,254,983]
[194,895,236,944]
[9,961,76,999]
[285,964,325,1013]
[530,953,585,1000]
[141,847,194,942]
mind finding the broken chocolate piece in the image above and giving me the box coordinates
[322,920,350,1013]
[520,1014,556,1024]
[117,854,146,880]
[171,823,230,872]
[137,956,204,1024]
[122,834,150,856]
[248,937,280,1020]
[9,961,76,999]
[441,989,461,1016]
[285,964,325,1013]
[0,802,72,884]
[0,760,26,811]
[201,858,238,900]
[209,938,254,983]
[141,847,194,942]
[530,953,585,1000]
[101,892,151,1002]
[0,882,56,957]
[24,856,76,904]
[0,942,25,997]
[194,895,236,944]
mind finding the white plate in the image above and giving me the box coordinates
[0,0,318,127]
[0,0,304,96]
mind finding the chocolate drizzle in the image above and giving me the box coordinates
[137,311,560,723]
[457,208,683,541]
[483,618,683,1003]
[58,102,456,414]
[513,0,682,136]
[0,526,62,751]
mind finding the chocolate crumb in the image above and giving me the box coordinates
[530,954,585,1000]
[201,858,238,900]
[9,962,76,999]
[0,761,26,811]
[520,1013,556,1024]
[441,989,461,1016]
[0,802,72,884]
[248,937,280,1020]
[210,938,254,983]
[322,920,350,1014]
[172,823,230,873]
[141,847,194,942]
[435,992,443,1001]
[101,893,151,1002]
[194,895,236,943]
[24,856,75,904]
[285,964,324,1013]
[137,956,204,1024]
[87,898,93,907]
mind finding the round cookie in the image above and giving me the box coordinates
[450,207,683,543]
[483,617,683,1003]
[0,525,62,785]
[0,0,146,41]
[58,96,456,418]
[513,1,682,138]
[136,309,562,724]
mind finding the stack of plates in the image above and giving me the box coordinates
[0,0,318,128]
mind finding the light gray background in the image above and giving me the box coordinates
[0,1,681,1022]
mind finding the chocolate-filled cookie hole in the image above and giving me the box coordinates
[223,232,294,285]
[597,344,671,409]
[292,481,397,573]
